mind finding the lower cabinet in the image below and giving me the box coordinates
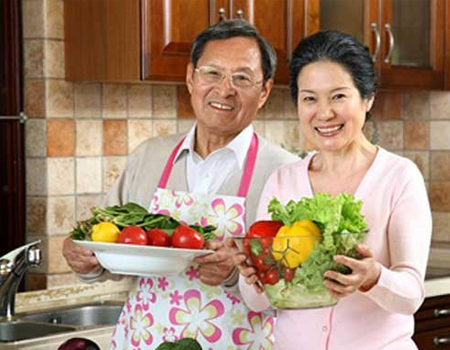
[414,295,450,349]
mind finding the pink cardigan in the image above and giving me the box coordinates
[239,147,432,350]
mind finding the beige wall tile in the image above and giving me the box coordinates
[47,273,79,288]
[153,120,177,137]
[177,86,195,119]
[430,152,450,181]
[45,40,64,78]
[403,151,429,181]
[103,120,128,155]
[47,158,75,195]
[177,119,195,134]
[403,121,429,150]
[76,194,102,221]
[430,91,450,120]
[128,120,153,153]
[252,120,265,136]
[103,156,127,193]
[47,119,74,157]
[26,119,46,157]
[76,157,102,194]
[22,0,45,38]
[74,83,102,118]
[377,121,403,150]
[75,120,102,156]
[261,88,284,120]
[372,92,402,120]
[45,0,64,39]
[26,158,47,195]
[102,84,127,119]
[152,86,177,119]
[25,79,46,117]
[46,235,71,273]
[429,182,450,211]
[402,91,430,120]
[47,196,75,234]
[430,121,450,150]
[24,39,44,78]
[27,196,47,235]
[46,79,74,118]
[265,120,304,151]
[283,90,298,120]
[128,85,152,118]
[432,212,450,242]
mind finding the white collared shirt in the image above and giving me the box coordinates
[174,124,254,194]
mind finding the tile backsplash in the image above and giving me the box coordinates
[22,0,450,289]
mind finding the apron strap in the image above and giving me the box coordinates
[157,137,186,189]
[237,133,258,198]
[157,133,259,196]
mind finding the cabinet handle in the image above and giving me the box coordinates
[434,308,450,317]
[384,24,395,64]
[236,9,244,19]
[219,7,227,21]
[434,337,450,345]
[370,23,381,62]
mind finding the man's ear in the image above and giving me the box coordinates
[186,63,195,94]
[258,79,274,109]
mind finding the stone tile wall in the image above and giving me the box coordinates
[22,0,450,289]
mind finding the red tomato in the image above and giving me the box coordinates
[147,228,171,247]
[261,269,279,285]
[172,225,204,249]
[250,252,272,273]
[118,226,148,245]
[283,268,295,282]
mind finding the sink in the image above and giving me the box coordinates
[0,320,76,342]
[19,302,123,326]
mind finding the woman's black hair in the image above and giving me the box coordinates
[191,19,277,83]
[289,30,377,105]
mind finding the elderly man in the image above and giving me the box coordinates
[63,19,297,349]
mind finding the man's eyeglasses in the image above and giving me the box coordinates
[194,65,263,89]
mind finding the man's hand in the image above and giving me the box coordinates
[194,238,245,286]
[62,237,100,274]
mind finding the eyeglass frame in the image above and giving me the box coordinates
[193,65,265,89]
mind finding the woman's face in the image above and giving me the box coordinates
[296,60,374,152]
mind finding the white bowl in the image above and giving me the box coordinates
[73,240,213,277]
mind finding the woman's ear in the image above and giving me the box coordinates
[366,94,375,112]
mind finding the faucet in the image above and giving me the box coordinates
[0,241,41,320]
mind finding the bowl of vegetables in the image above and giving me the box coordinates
[71,202,216,276]
[235,193,368,309]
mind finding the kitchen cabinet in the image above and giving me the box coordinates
[414,294,450,349]
[319,0,450,90]
[64,0,319,84]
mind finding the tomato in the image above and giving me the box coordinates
[261,269,279,285]
[283,268,295,282]
[172,225,204,249]
[118,226,148,245]
[250,252,272,272]
[147,228,171,247]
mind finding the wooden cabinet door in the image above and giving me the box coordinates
[143,0,222,81]
[378,0,446,89]
[232,0,319,85]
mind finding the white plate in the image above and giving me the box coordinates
[73,240,213,277]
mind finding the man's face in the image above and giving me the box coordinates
[186,37,273,137]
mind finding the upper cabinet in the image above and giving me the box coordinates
[319,0,450,90]
[65,0,319,85]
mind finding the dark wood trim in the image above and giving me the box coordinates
[0,0,26,259]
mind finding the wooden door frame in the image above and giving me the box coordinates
[0,0,26,258]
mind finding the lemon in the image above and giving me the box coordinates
[271,220,322,268]
[91,222,120,243]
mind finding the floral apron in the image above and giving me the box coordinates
[110,133,273,350]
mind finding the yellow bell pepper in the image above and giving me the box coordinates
[91,222,120,243]
[271,220,322,268]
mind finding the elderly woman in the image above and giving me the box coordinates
[238,30,432,350]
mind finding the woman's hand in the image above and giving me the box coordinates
[194,238,243,286]
[62,237,100,274]
[323,244,381,298]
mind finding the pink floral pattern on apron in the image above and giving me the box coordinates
[110,134,273,350]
